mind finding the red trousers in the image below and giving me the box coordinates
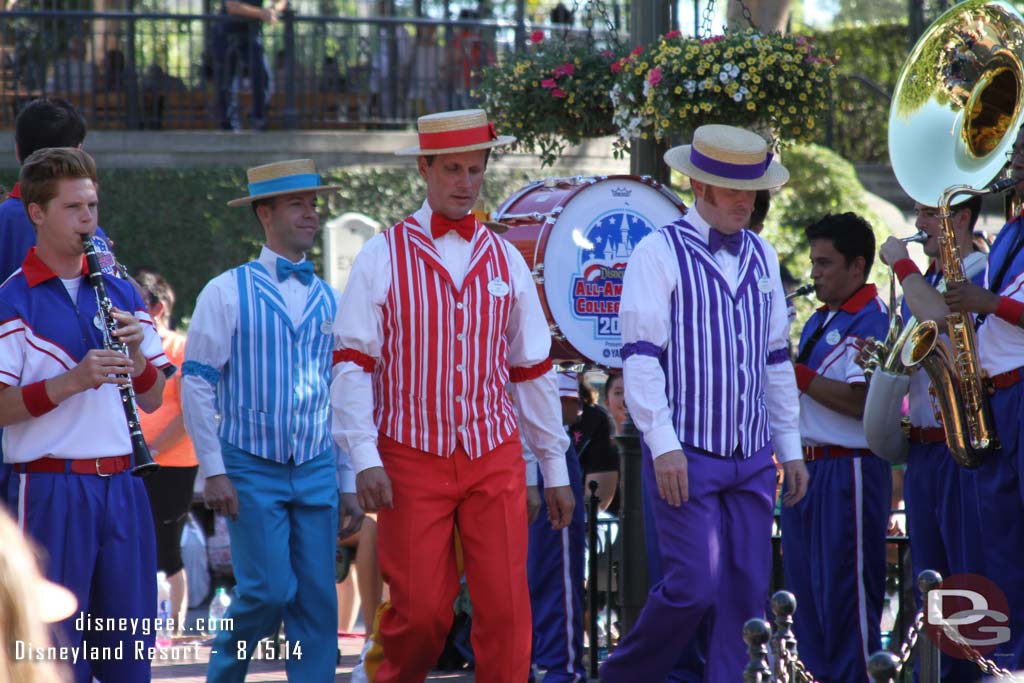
[375,433,531,683]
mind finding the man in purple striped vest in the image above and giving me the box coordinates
[600,124,808,683]
[783,213,891,683]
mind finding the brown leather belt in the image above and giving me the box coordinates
[13,455,131,477]
[908,426,946,444]
[803,445,864,462]
[990,368,1022,391]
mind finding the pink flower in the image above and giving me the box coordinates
[530,30,544,44]
[551,88,567,99]
[601,49,614,58]
[665,30,681,40]
[647,67,663,87]
[631,45,644,56]
[553,62,576,77]
[611,60,623,73]
[700,35,724,44]
[541,78,557,89]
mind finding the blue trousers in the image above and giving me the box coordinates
[527,444,585,683]
[780,453,891,683]
[972,381,1024,670]
[905,440,985,682]
[600,447,776,683]
[17,466,156,683]
[206,442,338,683]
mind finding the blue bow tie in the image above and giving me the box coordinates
[708,229,743,256]
[276,257,314,285]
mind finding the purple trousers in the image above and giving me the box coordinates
[599,445,776,683]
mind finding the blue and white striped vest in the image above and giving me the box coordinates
[660,220,774,459]
[218,261,337,465]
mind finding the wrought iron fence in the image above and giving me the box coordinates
[0,8,616,130]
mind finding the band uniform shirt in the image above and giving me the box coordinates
[978,216,1024,375]
[331,200,571,488]
[798,283,887,448]
[619,206,802,463]
[181,245,355,492]
[903,252,987,429]
[0,248,170,461]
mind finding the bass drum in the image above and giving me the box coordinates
[494,175,686,368]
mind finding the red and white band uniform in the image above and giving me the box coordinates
[331,200,569,683]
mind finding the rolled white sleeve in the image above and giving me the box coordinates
[620,232,682,459]
[506,244,570,488]
[331,235,389,476]
[759,240,802,463]
[181,273,237,479]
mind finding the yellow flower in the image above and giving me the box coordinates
[747,102,756,111]
[674,86,683,94]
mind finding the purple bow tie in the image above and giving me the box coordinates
[708,229,742,255]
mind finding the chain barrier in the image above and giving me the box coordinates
[937,621,1024,680]
[699,0,716,39]
[792,659,818,683]
[733,0,756,29]
[894,610,924,668]
[588,0,620,47]
[772,630,818,683]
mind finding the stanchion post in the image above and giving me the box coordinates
[918,570,943,683]
[615,415,647,635]
[770,590,799,681]
[587,479,600,680]
[743,618,772,683]
[867,651,900,683]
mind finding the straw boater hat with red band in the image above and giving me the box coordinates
[663,124,789,191]
[227,158,341,207]
[395,109,516,156]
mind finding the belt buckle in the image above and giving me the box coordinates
[95,458,112,478]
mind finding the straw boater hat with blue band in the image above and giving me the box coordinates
[395,109,516,156]
[663,124,789,191]
[227,158,341,207]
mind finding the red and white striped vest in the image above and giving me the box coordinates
[375,216,518,458]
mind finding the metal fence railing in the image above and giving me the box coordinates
[0,8,620,131]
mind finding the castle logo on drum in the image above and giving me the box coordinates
[610,186,633,198]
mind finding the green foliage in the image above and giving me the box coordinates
[807,22,909,162]
[0,166,537,327]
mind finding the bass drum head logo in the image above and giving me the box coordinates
[923,573,1011,660]
[541,179,684,368]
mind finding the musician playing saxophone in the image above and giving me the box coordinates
[0,147,170,683]
[877,196,986,681]
[942,126,1024,669]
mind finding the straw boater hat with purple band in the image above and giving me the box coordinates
[663,124,789,191]
[395,109,516,156]
[227,159,341,207]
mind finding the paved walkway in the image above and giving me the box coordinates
[150,635,477,682]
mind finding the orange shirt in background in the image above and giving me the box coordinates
[139,329,198,468]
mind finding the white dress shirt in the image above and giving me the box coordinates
[331,200,571,487]
[620,206,802,463]
[181,246,354,491]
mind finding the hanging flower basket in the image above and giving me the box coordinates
[610,29,837,152]
[476,30,628,166]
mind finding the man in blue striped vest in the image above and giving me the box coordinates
[182,159,363,683]
[782,212,891,683]
[600,124,808,683]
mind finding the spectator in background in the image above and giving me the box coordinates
[407,24,446,116]
[602,371,626,434]
[450,9,493,108]
[135,268,198,638]
[144,64,187,94]
[215,0,288,131]
[748,189,771,234]
[47,35,95,93]
[574,372,620,512]
[102,47,127,91]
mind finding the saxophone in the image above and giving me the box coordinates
[898,183,1012,468]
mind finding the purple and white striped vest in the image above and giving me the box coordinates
[660,220,775,459]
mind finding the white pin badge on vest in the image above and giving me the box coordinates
[757,277,772,293]
[826,329,841,346]
[320,320,333,335]
[93,312,104,331]
[487,278,510,297]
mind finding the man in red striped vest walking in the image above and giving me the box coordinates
[331,108,575,683]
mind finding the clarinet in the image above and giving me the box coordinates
[82,235,160,476]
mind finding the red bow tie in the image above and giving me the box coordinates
[431,213,476,241]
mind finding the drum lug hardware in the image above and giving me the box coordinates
[550,323,565,341]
